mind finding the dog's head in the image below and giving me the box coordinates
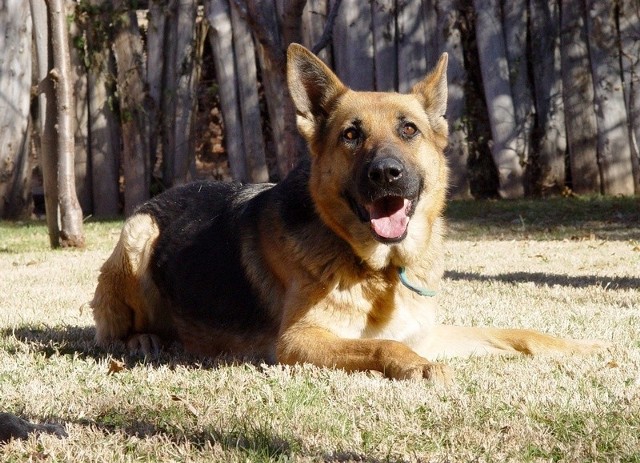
[287,44,449,268]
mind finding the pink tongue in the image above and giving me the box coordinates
[366,197,411,239]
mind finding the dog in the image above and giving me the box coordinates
[91,44,607,382]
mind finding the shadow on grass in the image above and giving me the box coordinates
[445,270,640,290]
[1,327,407,461]
[74,415,310,462]
[0,324,99,357]
[445,196,640,240]
[76,414,394,462]
[0,324,269,370]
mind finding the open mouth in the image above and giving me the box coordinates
[347,194,413,243]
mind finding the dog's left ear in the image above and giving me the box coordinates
[411,53,448,118]
[287,43,347,140]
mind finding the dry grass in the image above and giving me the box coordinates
[0,199,638,462]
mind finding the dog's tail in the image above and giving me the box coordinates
[417,325,610,359]
[91,214,159,346]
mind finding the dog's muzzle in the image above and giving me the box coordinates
[348,153,421,243]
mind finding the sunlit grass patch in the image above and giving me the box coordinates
[1,201,638,461]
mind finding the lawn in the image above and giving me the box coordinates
[0,197,638,462]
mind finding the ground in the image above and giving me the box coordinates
[0,197,638,462]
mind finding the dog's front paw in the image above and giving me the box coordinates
[389,361,453,384]
[421,362,453,384]
[126,333,162,357]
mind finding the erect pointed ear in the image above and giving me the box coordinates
[411,53,448,118]
[287,43,347,140]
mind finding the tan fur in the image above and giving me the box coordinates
[92,214,167,346]
[92,44,608,382]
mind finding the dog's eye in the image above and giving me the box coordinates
[342,127,360,143]
[400,122,418,139]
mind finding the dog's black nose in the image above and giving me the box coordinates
[368,157,404,187]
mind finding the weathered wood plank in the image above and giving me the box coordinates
[473,0,523,198]
[0,1,33,218]
[437,0,470,198]
[618,0,640,193]
[560,0,600,194]
[530,0,566,195]
[230,0,269,182]
[86,0,120,217]
[205,0,248,182]
[302,0,332,64]
[113,4,151,215]
[586,0,635,195]
[371,0,396,91]
[502,0,534,192]
[146,0,166,185]
[333,0,374,90]
[67,0,92,214]
[397,0,427,92]
[172,0,198,185]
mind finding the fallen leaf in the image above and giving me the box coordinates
[107,359,126,375]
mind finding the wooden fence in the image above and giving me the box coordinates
[1,0,638,220]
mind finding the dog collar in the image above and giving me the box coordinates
[398,267,436,297]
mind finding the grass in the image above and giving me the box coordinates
[0,197,639,462]
[445,195,639,240]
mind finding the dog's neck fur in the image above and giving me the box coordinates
[275,159,445,295]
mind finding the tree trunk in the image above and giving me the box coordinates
[48,0,85,247]
[502,0,534,193]
[560,0,600,194]
[618,0,640,193]
[473,0,523,198]
[585,0,635,196]
[205,0,248,182]
[371,0,397,91]
[86,0,120,217]
[31,0,59,246]
[113,4,151,216]
[230,1,269,182]
[530,0,566,195]
[437,0,471,198]
[333,0,374,90]
[0,1,32,219]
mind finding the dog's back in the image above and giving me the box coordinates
[93,179,282,359]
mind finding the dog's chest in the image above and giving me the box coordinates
[315,279,437,342]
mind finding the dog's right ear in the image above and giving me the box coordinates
[287,44,346,140]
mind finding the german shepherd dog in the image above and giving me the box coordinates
[92,44,606,381]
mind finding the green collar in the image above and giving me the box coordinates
[397,267,436,297]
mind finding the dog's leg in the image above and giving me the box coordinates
[277,327,452,382]
[415,325,610,360]
[92,214,160,351]
[92,242,135,346]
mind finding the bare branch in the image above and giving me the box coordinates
[312,0,342,55]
